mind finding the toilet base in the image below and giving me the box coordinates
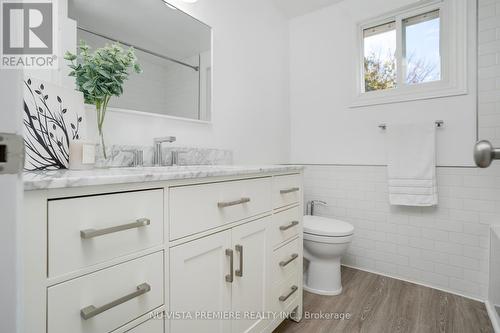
[303,285,343,296]
[303,256,343,296]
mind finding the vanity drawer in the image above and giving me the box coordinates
[270,275,300,315]
[273,174,302,209]
[47,251,164,333]
[270,206,301,246]
[271,238,300,286]
[48,189,164,277]
[169,178,271,240]
[125,318,163,333]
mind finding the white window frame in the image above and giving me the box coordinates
[351,0,468,108]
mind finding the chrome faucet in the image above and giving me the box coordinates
[307,200,327,216]
[153,136,176,166]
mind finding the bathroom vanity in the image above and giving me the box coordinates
[21,166,304,333]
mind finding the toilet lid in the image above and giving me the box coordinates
[303,215,354,237]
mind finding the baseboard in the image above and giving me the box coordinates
[486,300,500,333]
[341,264,484,303]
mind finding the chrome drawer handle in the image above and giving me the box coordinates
[280,221,299,231]
[279,285,298,302]
[225,249,234,283]
[80,218,150,239]
[235,245,243,277]
[280,187,300,194]
[279,253,299,267]
[80,283,151,320]
[218,197,251,208]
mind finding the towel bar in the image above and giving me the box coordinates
[378,120,444,130]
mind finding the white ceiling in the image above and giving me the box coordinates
[273,0,345,18]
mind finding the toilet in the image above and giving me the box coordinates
[303,215,354,295]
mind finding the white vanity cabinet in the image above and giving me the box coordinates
[170,217,268,333]
[48,189,164,277]
[47,252,164,333]
[231,218,269,333]
[170,230,232,333]
[169,178,272,240]
[22,168,303,333]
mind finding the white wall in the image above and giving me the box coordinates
[292,0,500,300]
[80,0,291,164]
[290,0,477,167]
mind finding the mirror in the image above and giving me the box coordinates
[68,0,212,122]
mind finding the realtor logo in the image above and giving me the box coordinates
[1,0,58,69]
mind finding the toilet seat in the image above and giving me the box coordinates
[303,232,353,244]
[303,215,354,237]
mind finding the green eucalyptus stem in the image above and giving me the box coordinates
[99,129,106,159]
[95,100,105,159]
[101,95,110,128]
[95,95,111,159]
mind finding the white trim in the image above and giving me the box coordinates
[84,104,213,125]
[403,9,440,26]
[341,264,485,303]
[363,21,396,38]
[487,226,500,333]
[486,300,500,333]
[396,14,404,90]
[352,0,470,108]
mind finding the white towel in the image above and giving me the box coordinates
[386,122,437,206]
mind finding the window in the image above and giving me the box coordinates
[354,0,469,107]
[404,10,441,85]
[363,22,397,92]
[363,10,441,92]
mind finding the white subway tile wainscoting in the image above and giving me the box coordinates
[303,164,500,300]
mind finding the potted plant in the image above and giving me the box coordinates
[64,41,141,158]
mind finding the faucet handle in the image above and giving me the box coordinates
[135,150,144,167]
[311,200,327,206]
[121,149,143,167]
[171,150,187,166]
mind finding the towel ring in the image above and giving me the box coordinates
[378,120,444,130]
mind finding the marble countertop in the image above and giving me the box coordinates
[23,165,304,190]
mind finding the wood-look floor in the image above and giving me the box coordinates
[274,267,493,333]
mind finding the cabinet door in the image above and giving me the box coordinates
[170,231,232,333]
[231,218,269,333]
